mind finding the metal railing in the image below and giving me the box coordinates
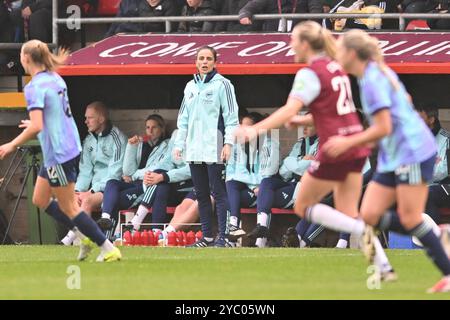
[0,0,448,51]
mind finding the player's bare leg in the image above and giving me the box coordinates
[52,183,121,262]
[396,184,450,293]
[295,172,366,237]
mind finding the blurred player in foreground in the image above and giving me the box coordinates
[235,21,396,281]
[0,40,121,262]
[324,29,450,293]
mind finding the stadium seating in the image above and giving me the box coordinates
[69,0,120,16]
[74,0,120,47]
[406,20,430,31]
[96,0,120,16]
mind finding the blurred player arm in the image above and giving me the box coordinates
[13,110,43,145]
[0,81,48,158]
[0,110,43,159]
[254,68,320,133]
[252,97,304,134]
[285,113,314,130]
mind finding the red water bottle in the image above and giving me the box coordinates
[133,231,141,246]
[142,230,150,246]
[182,231,187,246]
[123,230,132,246]
[154,230,162,246]
[148,230,155,246]
[167,232,177,246]
[176,231,184,246]
[195,231,203,241]
[186,231,195,245]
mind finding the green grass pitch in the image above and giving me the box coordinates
[0,245,448,300]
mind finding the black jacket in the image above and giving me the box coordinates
[178,0,217,32]
[22,0,52,12]
[140,0,181,32]
[238,0,293,31]
[105,0,141,37]
[0,2,9,29]
[105,0,180,37]
[215,0,260,31]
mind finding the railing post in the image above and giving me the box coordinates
[165,20,172,33]
[399,15,405,31]
[281,17,287,32]
[52,0,58,50]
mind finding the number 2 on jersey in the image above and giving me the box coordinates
[331,76,356,115]
[59,89,73,118]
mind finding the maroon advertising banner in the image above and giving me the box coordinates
[61,33,450,75]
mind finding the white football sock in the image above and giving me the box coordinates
[373,237,392,273]
[61,229,77,245]
[229,216,239,227]
[101,212,111,220]
[131,205,150,230]
[298,235,307,248]
[257,212,270,227]
[165,225,176,234]
[100,239,115,254]
[255,237,267,248]
[423,213,441,237]
[307,204,365,236]
[336,239,348,249]
[74,228,86,240]
[413,213,441,246]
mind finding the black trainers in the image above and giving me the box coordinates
[281,227,300,248]
[227,224,246,241]
[214,237,234,248]
[247,224,269,239]
[96,217,113,231]
[186,238,214,248]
